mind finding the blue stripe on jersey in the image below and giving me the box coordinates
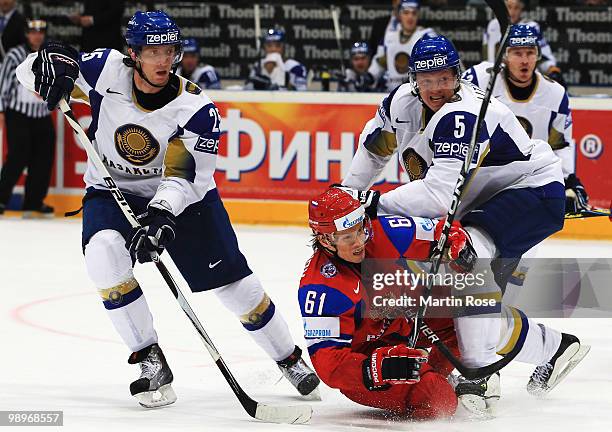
[299,284,355,316]
[432,111,486,163]
[289,64,307,78]
[378,215,416,256]
[79,49,111,90]
[184,102,220,137]
[462,67,479,87]
[382,85,401,120]
[558,92,570,115]
[307,339,352,356]
[86,91,104,142]
[481,124,531,167]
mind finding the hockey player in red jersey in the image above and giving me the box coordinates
[298,187,477,418]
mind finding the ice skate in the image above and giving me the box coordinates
[452,372,500,419]
[128,343,177,408]
[277,346,321,399]
[527,333,590,397]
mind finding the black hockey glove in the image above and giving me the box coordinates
[546,69,567,90]
[332,184,380,219]
[565,174,589,214]
[362,345,428,391]
[249,73,279,91]
[128,202,176,264]
[31,41,80,110]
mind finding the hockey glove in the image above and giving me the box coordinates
[433,220,477,273]
[353,72,375,92]
[128,202,176,264]
[565,174,589,214]
[32,41,80,110]
[362,345,428,391]
[332,185,380,219]
[546,67,567,89]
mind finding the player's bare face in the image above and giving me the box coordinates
[416,69,457,112]
[26,30,45,51]
[399,9,418,34]
[181,53,198,75]
[265,42,283,55]
[137,45,176,86]
[506,47,538,85]
[351,55,370,74]
[506,0,523,24]
[331,223,368,264]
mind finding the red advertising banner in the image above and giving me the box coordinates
[1,94,610,210]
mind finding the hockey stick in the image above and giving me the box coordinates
[565,206,612,220]
[330,5,346,77]
[58,99,312,425]
[405,0,517,380]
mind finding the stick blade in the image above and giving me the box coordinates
[254,403,312,424]
[485,0,510,35]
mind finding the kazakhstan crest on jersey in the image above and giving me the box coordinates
[114,124,160,166]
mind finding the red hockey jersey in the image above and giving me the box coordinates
[298,215,457,395]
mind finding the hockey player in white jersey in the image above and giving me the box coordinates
[369,0,436,92]
[482,0,564,86]
[246,28,307,91]
[340,35,587,416]
[16,10,319,407]
[176,38,221,89]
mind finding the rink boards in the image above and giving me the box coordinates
[1,91,610,239]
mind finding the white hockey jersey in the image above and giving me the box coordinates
[463,61,574,177]
[483,19,557,74]
[16,49,220,216]
[176,64,221,90]
[248,53,308,91]
[369,27,436,92]
[342,82,563,219]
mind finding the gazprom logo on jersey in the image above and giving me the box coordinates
[414,55,448,71]
[334,206,365,231]
[434,141,480,162]
[146,31,179,45]
[509,36,538,46]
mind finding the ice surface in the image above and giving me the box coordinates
[1,219,611,431]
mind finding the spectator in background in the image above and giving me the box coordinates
[70,0,125,52]
[583,0,608,4]
[482,0,566,87]
[369,0,436,92]
[0,19,54,217]
[0,0,26,62]
[337,42,380,92]
[176,38,221,90]
[367,0,400,58]
[246,28,308,91]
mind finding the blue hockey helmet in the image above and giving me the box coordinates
[398,0,420,11]
[506,24,541,58]
[125,11,183,64]
[350,41,369,57]
[264,28,285,43]
[183,38,199,54]
[409,35,461,92]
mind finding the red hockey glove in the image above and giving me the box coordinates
[362,345,428,391]
[433,220,477,273]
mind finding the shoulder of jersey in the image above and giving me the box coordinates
[487,18,500,31]
[299,251,361,303]
[388,83,418,116]
[284,59,307,75]
[79,49,129,91]
[536,70,566,99]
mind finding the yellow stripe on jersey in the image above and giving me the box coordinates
[364,130,398,157]
[548,127,567,150]
[164,138,196,182]
[71,85,90,104]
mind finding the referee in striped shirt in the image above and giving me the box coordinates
[0,19,55,217]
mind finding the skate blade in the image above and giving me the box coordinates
[457,394,498,420]
[134,383,177,408]
[301,386,322,401]
[529,344,591,397]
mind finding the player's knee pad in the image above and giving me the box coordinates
[84,229,134,289]
[215,274,275,331]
